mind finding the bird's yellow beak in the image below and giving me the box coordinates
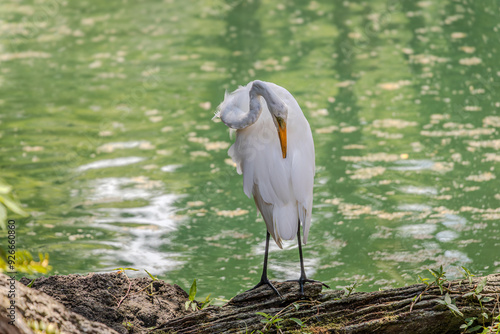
[276,118,287,159]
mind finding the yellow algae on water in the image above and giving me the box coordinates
[190,151,210,158]
[379,82,401,90]
[340,126,358,133]
[378,80,411,91]
[432,162,454,173]
[451,32,467,39]
[344,144,366,150]
[341,152,399,162]
[460,46,475,53]
[464,106,482,111]
[466,172,496,182]
[349,166,386,180]
[410,54,449,65]
[324,198,342,205]
[0,51,52,62]
[311,108,329,117]
[459,57,482,65]
[23,146,44,152]
[371,130,403,139]
[484,153,500,162]
[373,119,418,128]
[149,116,163,123]
[199,101,212,110]
[483,116,500,127]
[188,136,209,144]
[316,125,339,134]
[224,158,236,167]
[468,139,500,150]
[216,209,249,217]
[187,201,205,207]
[204,141,230,151]
[421,128,494,137]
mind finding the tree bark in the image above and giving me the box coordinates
[159,273,500,334]
[3,272,499,334]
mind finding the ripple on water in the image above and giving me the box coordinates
[77,156,145,172]
[441,214,467,229]
[399,185,438,196]
[398,224,436,239]
[85,176,185,273]
[436,230,459,242]
[390,159,434,171]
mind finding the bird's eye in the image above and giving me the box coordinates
[276,117,284,128]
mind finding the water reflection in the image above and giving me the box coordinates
[85,177,184,272]
[77,157,146,172]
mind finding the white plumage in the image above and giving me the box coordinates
[215,80,315,248]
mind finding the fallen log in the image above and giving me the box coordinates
[159,273,500,334]
[2,272,499,333]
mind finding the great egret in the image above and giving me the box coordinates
[214,80,328,295]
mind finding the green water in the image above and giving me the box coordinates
[1,0,499,299]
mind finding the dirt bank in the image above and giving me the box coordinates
[19,272,192,334]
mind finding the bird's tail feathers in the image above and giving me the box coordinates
[273,204,298,242]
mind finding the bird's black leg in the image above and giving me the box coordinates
[292,222,330,295]
[248,232,281,297]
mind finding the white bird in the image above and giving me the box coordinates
[214,80,328,295]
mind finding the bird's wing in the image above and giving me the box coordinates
[268,82,316,245]
[252,184,282,248]
[290,133,315,244]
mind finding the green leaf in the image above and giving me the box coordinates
[188,279,197,301]
[467,325,483,333]
[444,293,451,304]
[201,294,212,309]
[111,267,139,271]
[418,275,430,286]
[482,297,494,303]
[475,277,487,294]
[0,195,28,216]
[447,304,463,317]
[255,312,271,319]
[290,318,304,327]
[144,269,157,280]
[0,184,12,194]
[27,279,35,288]
[481,313,488,319]
[0,204,6,230]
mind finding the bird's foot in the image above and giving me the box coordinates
[248,277,282,298]
[286,277,330,296]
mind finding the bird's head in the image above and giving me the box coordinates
[270,103,288,159]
